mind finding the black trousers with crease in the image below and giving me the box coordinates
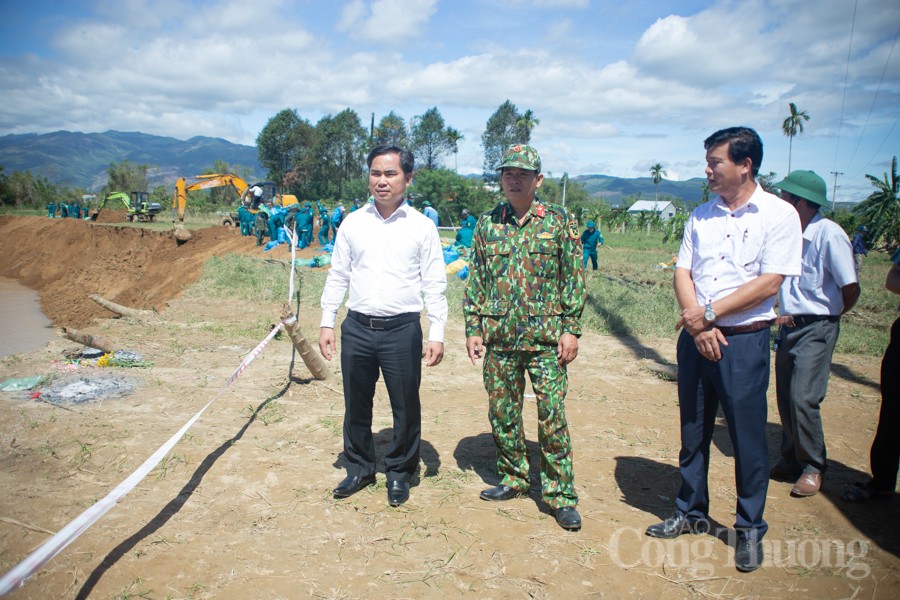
[339,316,422,482]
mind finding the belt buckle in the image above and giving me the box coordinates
[368,317,386,330]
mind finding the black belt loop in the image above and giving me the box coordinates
[347,310,419,330]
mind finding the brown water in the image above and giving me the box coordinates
[0,276,56,358]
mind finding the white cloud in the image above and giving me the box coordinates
[0,0,896,197]
[337,0,438,43]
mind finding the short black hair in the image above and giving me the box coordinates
[703,127,763,178]
[367,145,414,175]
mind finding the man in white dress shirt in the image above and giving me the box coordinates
[770,170,860,497]
[319,145,448,507]
[645,127,802,573]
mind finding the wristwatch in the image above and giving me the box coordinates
[704,301,716,322]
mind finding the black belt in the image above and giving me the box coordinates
[784,314,839,328]
[347,310,419,330]
[718,320,774,336]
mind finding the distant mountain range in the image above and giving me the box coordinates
[574,173,708,208]
[0,131,859,210]
[0,130,707,205]
[0,130,262,191]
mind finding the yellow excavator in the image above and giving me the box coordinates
[171,173,298,241]
[90,191,162,222]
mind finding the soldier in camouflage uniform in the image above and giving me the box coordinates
[463,144,587,531]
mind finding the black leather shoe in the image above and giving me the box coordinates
[387,480,410,506]
[555,506,582,531]
[332,474,376,498]
[734,537,764,572]
[479,485,525,501]
[645,513,709,539]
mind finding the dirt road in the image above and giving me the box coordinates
[0,215,897,599]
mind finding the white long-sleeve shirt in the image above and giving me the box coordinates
[319,203,448,342]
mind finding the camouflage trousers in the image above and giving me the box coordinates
[483,347,577,508]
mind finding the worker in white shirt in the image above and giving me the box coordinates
[770,170,859,497]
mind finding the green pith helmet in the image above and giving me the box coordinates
[773,170,828,207]
[498,144,541,173]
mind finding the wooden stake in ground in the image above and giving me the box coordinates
[282,319,330,380]
[58,327,117,354]
[280,303,329,380]
[89,294,154,318]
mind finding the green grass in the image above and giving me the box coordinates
[10,208,887,357]
[185,253,328,309]
[184,229,894,356]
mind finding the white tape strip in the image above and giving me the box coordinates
[283,224,297,303]
[0,322,285,595]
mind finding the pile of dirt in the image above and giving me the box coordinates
[91,209,130,224]
[0,216,317,326]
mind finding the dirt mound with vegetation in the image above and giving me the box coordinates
[0,215,897,599]
[0,215,312,327]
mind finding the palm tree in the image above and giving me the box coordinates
[854,156,900,250]
[515,109,540,142]
[650,163,667,202]
[445,127,464,172]
[782,102,810,174]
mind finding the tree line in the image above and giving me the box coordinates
[0,98,897,249]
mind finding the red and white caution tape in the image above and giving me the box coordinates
[0,322,285,595]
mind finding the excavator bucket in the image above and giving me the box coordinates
[173,224,192,242]
[88,210,100,221]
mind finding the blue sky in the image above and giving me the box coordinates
[0,0,897,203]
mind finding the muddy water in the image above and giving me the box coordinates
[0,276,56,358]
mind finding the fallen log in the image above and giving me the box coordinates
[279,304,329,381]
[58,327,117,354]
[283,319,330,380]
[89,294,154,318]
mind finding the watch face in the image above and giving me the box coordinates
[705,307,715,321]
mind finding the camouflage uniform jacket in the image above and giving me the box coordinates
[463,197,586,350]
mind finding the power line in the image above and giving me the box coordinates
[861,113,900,175]
[832,0,858,173]
[845,22,900,174]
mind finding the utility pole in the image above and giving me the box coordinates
[830,171,843,212]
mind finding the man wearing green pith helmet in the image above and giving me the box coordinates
[770,170,859,498]
[463,143,586,531]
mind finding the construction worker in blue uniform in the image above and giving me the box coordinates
[318,209,331,246]
[461,208,477,229]
[580,221,604,270]
[297,202,314,248]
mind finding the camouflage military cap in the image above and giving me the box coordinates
[498,144,541,173]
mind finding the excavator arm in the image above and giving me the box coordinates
[90,192,131,220]
[172,173,250,223]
